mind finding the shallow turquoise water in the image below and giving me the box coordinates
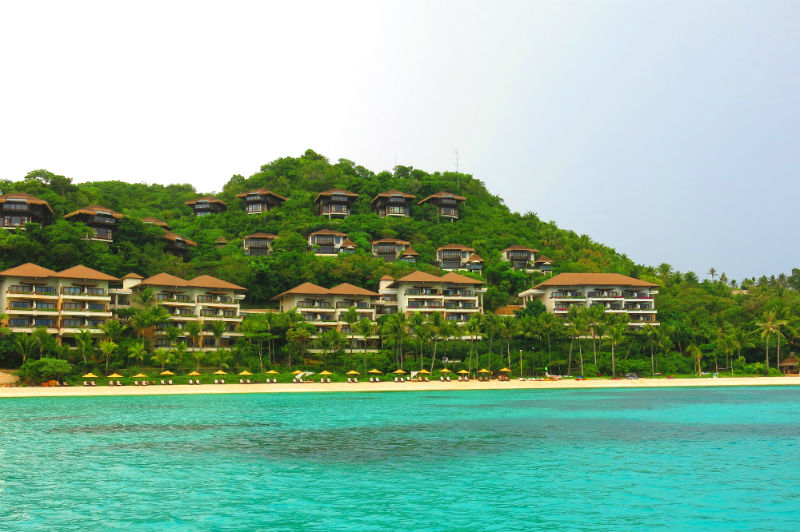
[2,387,800,531]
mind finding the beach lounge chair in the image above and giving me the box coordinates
[221,379,225,384]
[440,376,445,381]
[161,380,165,385]
[108,380,113,386]
[168,380,173,385]
[134,381,139,386]
[214,379,219,384]
[347,377,352,383]
[83,381,88,386]
[240,379,244,384]
[327,377,331,383]
[90,381,96,386]
[369,377,374,382]
[188,379,193,385]
[116,381,121,386]
[272,378,277,383]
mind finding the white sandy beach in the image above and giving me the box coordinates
[1,376,799,398]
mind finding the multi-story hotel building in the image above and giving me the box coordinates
[314,189,358,218]
[371,238,412,262]
[418,191,466,220]
[64,205,124,242]
[0,193,53,230]
[236,189,287,215]
[308,229,351,256]
[370,190,415,218]
[378,271,485,323]
[0,263,117,344]
[185,196,227,216]
[436,244,483,272]
[243,232,278,256]
[500,245,539,271]
[518,273,659,327]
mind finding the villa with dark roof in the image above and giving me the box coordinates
[370,190,415,218]
[185,196,227,216]
[308,229,351,256]
[436,244,483,272]
[0,193,54,229]
[243,232,278,256]
[64,205,124,241]
[236,189,287,214]
[418,191,466,220]
[314,189,358,218]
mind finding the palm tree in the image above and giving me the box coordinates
[208,348,233,371]
[31,327,53,359]
[605,314,629,377]
[465,314,482,372]
[14,334,35,365]
[72,329,95,365]
[707,268,717,282]
[481,313,499,371]
[408,312,428,369]
[755,311,787,373]
[130,305,171,354]
[341,307,359,367]
[316,329,346,370]
[355,317,374,373]
[191,348,205,372]
[210,320,227,350]
[642,324,658,375]
[428,312,447,372]
[381,313,408,369]
[151,349,173,371]
[687,344,703,376]
[173,341,188,372]
[286,323,313,370]
[240,314,270,369]
[185,320,204,352]
[127,340,147,367]
[99,339,118,374]
[164,325,181,350]
[99,319,127,344]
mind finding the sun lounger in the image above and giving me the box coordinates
[116,381,122,386]
[214,379,219,384]
[369,377,374,382]
[90,381,96,386]
[327,377,331,383]
[134,381,139,386]
[188,379,193,384]
[108,380,113,386]
[168,380,173,385]
[221,379,225,384]
[240,379,244,384]
[83,381,89,386]
[446,376,451,381]
[347,377,352,383]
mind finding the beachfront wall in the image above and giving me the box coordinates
[518,272,659,327]
[0,263,117,343]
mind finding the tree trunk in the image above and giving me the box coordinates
[611,344,616,377]
[579,340,584,375]
[567,337,574,375]
[765,337,770,373]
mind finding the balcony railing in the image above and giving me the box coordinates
[587,291,622,298]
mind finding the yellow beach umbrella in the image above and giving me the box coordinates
[291,370,304,375]
[393,369,407,375]
[132,373,148,378]
[498,367,512,373]
[457,370,470,374]
[187,371,202,376]
[214,370,228,375]
[82,373,98,378]
[319,370,333,376]
[238,370,253,376]
[368,369,383,374]
[346,370,360,375]
[440,368,452,373]
[477,369,491,374]
[417,369,431,375]
[160,370,175,376]
[266,370,280,375]
[107,373,124,378]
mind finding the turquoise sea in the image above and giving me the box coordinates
[2,387,800,531]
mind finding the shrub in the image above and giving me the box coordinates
[18,358,73,383]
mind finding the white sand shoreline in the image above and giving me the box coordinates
[1,376,799,398]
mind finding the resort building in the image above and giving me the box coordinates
[0,263,117,344]
[418,191,466,220]
[121,272,246,350]
[0,193,53,229]
[518,273,659,327]
[371,238,411,261]
[378,271,486,323]
[534,255,554,274]
[236,189,287,215]
[436,244,483,272]
[142,218,195,255]
[314,189,358,218]
[64,205,124,242]
[779,353,799,375]
[370,190,415,218]
[141,217,170,229]
[399,247,419,263]
[215,236,228,249]
[272,282,382,351]
[109,273,143,310]
[308,229,350,256]
[500,246,539,271]
[185,196,227,216]
[243,232,278,256]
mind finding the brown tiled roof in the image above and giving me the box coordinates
[187,275,246,291]
[372,238,410,246]
[327,283,380,297]
[397,271,443,283]
[215,237,228,244]
[0,193,54,214]
[340,238,356,249]
[418,191,466,205]
[401,247,419,256]
[437,244,474,252]
[535,255,553,263]
[141,217,170,228]
[163,232,197,247]
[235,189,288,201]
[244,232,278,239]
[466,253,484,263]
[55,265,119,281]
[494,305,522,316]
[532,273,658,289]
[439,272,485,285]
[272,282,330,299]
[140,272,189,287]
[0,263,57,278]
[313,189,359,203]
[122,272,143,279]
[310,229,348,237]
[501,245,539,253]
[379,275,394,280]
[185,196,226,206]
[779,354,798,366]
[64,205,124,220]
[370,190,416,204]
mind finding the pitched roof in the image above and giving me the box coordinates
[466,253,484,263]
[396,271,443,283]
[418,191,466,205]
[326,283,380,297]
[0,263,57,278]
[163,232,197,247]
[244,232,278,239]
[141,217,170,228]
[122,272,143,279]
[379,275,394,281]
[370,190,416,204]
[439,272,485,285]
[0,193,54,214]
[140,272,189,287]
[401,247,419,256]
[437,243,475,252]
[372,238,410,246]
[535,255,553,263]
[340,238,357,248]
[55,265,119,281]
[309,229,347,237]
[501,245,539,253]
[235,189,288,201]
[187,275,246,291]
[532,273,659,289]
[272,282,330,299]
[64,204,124,220]
[313,189,359,203]
[185,196,226,206]
[215,237,228,244]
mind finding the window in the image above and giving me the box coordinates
[10,319,30,327]
[36,302,56,310]
[62,302,83,310]
[86,287,105,296]
[87,319,105,327]
[62,319,82,328]
[34,319,55,327]
[10,301,33,309]
[88,303,105,311]
[62,287,82,295]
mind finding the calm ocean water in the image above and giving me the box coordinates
[2,387,799,531]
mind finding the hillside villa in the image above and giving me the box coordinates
[314,189,358,218]
[370,190,416,218]
[64,205,124,242]
[243,232,278,256]
[236,189,287,214]
[418,191,466,220]
[0,193,54,229]
[185,196,227,216]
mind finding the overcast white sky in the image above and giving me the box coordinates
[1,1,797,282]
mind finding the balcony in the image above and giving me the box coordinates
[314,246,337,255]
[587,291,623,299]
[440,261,462,270]
[551,292,585,299]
